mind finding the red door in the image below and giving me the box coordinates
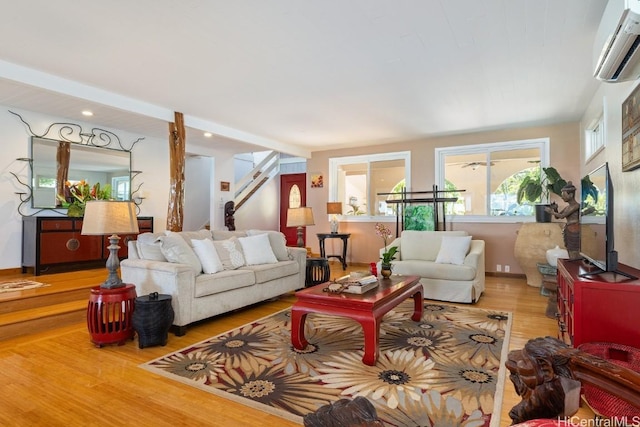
[280,173,307,246]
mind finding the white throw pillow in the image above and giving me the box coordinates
[191,238,224,274]
[157,233,202,274]
[435,236,472,265]
[246,229,290,261]
[238,233,278,265]
[135,232,167,261]
[213,236,246,270]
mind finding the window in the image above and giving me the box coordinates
[585,113,605,161]
[435,138,549,222]
[329,151,410,220]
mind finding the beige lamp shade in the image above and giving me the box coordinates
[326,202,342,215]
[286,207,315,227]
[81,201,139,235]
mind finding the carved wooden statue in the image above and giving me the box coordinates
[545,182,580,259]
[303,397,383,427]
[224,201,236,231]
[507,336,640,424]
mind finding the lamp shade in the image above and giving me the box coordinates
[81,201,139,235]
[326,202,342,215]
[286,207,315,227]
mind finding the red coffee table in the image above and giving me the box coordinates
[291,275,423,366]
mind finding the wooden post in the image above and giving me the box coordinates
[55,141,70,206]
[167,112,185,231]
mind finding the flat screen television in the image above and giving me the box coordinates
[579,162,636,279]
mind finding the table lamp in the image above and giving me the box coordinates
[326,202,342,233]
[287,207,315,247]
[82,200,139,289]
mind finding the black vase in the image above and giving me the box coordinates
[535,204,551,223]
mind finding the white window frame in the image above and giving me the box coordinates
[329,151,411,223]
[584,111,606,162]
[435,138,550,223]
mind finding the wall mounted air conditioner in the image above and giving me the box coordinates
[594,0,640,82]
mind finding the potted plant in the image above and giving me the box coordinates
[517,166,567,222]
[375,223,398,278]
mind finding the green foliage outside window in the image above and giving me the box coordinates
[404,205,434,231]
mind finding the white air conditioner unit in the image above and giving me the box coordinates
[594,0,640,82]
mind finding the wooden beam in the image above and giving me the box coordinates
[167,112,185,231]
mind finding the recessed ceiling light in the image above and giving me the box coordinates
[204,132,212,137]
[82,110,94,117]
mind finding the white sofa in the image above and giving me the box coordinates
[379,230,485,303]
[121,229,306,335]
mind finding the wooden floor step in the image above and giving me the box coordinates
[0,300,87,341]
[0,284,94,315]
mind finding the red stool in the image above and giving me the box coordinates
[577,342,640,420]
[87,284,136,347]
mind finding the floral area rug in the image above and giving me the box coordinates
[141,302,512,426]
[0,280,50,293]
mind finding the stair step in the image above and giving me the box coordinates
[0,284,94,314]
[0,300,87,341]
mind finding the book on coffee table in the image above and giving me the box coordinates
[339,275,379,294]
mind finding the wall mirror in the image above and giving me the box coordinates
[30,136,131,208]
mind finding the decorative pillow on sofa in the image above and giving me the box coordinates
[136,232,167,261]
[238,233,278,265]
[213,236,246,270]
[246,230,290,261]
[191,238,224,274]
[157,233,202,274]
[435,235,472,265]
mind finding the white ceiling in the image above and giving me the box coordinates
[0,0,609,157]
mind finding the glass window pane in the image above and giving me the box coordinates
[444,153,487,215]
[489,148,540,216]
[371,159,405,217]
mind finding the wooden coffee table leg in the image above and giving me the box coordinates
[360,316,380,366]
[291,307,309,350]
[411,288,424,321]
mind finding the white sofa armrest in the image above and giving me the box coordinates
[287,246,308,288]
[120,258,196,327]
[464,240,485,270]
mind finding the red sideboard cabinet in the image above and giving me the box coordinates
[556,258,640,348]
[22,216,153,275]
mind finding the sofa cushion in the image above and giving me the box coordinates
[238,233,278,265]
[435,235,472,265]
[170,229,212,245]
[246,230,290,261]
[157,233,202,274]
[213,236,246,270]
[240,260,300,284]
[136,232,167,261]
[391,260,477,281]
[194,269,255,297]
[191,238,224,274]
[400,230,468,261]
[212,230,248,240]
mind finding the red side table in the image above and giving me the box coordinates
[87,284,136,347]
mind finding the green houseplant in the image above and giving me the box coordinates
[516,166,567,222]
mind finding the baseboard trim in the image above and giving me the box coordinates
[486,272,526,279]
[0,268,24,276]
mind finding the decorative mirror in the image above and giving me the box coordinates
[30,136,132,208]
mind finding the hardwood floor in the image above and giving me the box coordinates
[0,262,593,426]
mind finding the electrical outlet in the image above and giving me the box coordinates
[504,265,510,273]
[496,264,502,272]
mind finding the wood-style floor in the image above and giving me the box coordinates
[0,263,593,426]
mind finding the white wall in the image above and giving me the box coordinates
[183,155,212,231]
[581,81,640,269]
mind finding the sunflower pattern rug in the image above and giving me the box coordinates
[141,302,512,427]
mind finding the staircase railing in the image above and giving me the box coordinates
[234,151,280,210]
